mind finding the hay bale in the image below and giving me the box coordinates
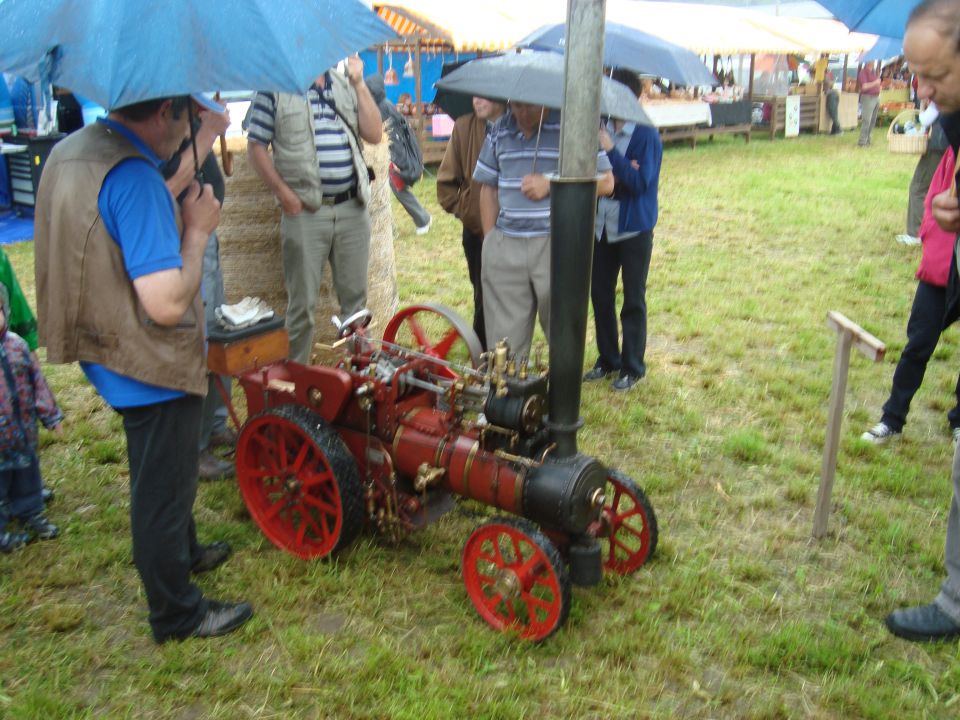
[217,132,397,362]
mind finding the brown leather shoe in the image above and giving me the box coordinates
[198,450,234,481]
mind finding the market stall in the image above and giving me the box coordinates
[372,1,561,163]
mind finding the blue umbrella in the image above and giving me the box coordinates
[862,35,904,63]
[816,0,919,40]
[0,0,396,109]
[515,22,716,88]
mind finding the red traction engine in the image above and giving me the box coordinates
[219,305,657,641]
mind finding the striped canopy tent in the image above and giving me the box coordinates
[375,0,565,52]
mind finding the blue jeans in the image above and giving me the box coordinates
[0,455,43,530]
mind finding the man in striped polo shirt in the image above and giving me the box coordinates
[473,102,614,357]
[245,56,382,363]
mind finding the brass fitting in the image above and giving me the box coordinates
[414,463,445,492]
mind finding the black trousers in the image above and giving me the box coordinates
[463,227,487,351]
[119,394,207,641]
[881,280,960,431]
[590,230,653,378]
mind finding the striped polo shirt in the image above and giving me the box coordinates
[473,109,612,239]
[245,76,356,196]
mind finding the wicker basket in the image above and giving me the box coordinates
[887,109,928,155]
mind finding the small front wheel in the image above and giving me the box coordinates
[462,517,571,641]
[592,470,658,575]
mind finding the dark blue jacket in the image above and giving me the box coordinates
[605,122,662,234]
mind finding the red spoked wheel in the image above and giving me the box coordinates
[592,470,658,575]
[462,517,571,642]
[382,303,483,379]
[236,404,364,560]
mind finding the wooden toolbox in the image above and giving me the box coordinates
[207,317,288,375]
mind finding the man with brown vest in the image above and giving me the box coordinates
[33,94,254,643]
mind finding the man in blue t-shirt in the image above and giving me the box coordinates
[35,94,253,643]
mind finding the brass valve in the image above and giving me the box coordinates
[414,463,445,492]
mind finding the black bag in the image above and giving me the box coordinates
[389,112,424,187]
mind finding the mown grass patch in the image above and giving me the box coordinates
[4,128,960,717]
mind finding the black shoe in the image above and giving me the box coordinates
[21,513,59,540]
[191,541,232,574]
[583,364,615,382]
[41,487,55,506]
[209,426,238,449]
[191,600,254,638]
[612,374,642,392]
[198,450,234,481]
[885,603,960,642]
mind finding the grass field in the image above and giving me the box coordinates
[2,127,958,719]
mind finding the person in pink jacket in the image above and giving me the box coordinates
[863,145,960,444]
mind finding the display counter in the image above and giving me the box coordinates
[408,114,449,165]
[641,99,750,147]
[818,92,859,132]
[641,100,712,128]
[754,94,821,139]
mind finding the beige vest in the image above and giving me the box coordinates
[34,123,207,396]
[272,71,371,210]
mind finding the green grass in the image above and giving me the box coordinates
[3,127,959,718]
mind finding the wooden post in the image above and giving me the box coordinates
[415,40,423,114]
[813,311,886,539]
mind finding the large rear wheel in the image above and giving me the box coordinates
[236,404,364,560]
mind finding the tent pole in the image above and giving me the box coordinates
[415,40,423,113]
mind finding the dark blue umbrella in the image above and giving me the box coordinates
[816,0,919,40]
[0,0,396,109]
[862,35,904,62]
[515,22,716,87]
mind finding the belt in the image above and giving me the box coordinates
[320,187,358,206]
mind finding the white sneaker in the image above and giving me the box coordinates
[952,428,960,447]
[861,421,901,445]
[415,217,432,236]
[896,234,921,246]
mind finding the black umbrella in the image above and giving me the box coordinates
[433,60,478,119]
[434,52,652,125]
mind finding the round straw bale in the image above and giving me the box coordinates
[217,130,397,363]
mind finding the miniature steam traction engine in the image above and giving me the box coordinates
[209,304,657,641]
